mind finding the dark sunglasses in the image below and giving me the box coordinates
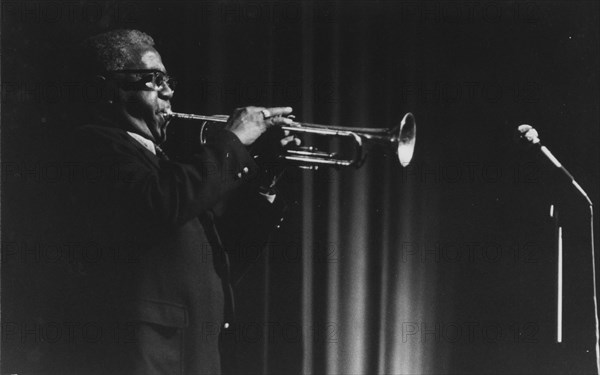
[106,69,177,91]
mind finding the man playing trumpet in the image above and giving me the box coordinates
[62,28,296,375]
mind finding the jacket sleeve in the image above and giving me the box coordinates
[71,125,259,229]
[212,184,287,285]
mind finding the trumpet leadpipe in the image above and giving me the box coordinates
[167,111,230,122]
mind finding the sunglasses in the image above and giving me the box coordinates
[106,69,177,91]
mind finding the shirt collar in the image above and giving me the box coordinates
[127,131,156,155]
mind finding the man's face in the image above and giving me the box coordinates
[111,46,174,144]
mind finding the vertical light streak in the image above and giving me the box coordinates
[326,3,342,374]
[335,12,371,373]
[377,158,392,374]
[301,2,315,373]
[338,167,369,375]
[388,187,418,375]
[326,168,341,375]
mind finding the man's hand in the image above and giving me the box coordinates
[251,127,301,194]
[226,106,294,146]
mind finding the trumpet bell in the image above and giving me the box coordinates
[397,112,416,167]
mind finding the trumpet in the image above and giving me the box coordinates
[167,111,416,168]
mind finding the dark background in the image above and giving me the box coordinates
[2,1,599,374]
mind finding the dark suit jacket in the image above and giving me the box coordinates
[60,123,284,375]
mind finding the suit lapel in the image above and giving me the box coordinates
[125,134,161,170]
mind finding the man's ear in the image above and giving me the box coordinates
[89,75,119,104]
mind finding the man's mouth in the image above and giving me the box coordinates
[157,109,172,124]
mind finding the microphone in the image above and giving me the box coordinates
[517,124,592,206]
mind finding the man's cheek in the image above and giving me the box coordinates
[124,95,147,107]
[127,99,154,120]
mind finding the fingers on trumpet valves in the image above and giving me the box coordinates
[280,134,302,147]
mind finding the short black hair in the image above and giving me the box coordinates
[80,29,155,75]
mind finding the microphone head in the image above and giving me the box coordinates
[516,124,540,145]
[517,124,533,134]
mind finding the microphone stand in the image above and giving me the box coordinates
[549,204,563,343]
[518,125,597,374]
